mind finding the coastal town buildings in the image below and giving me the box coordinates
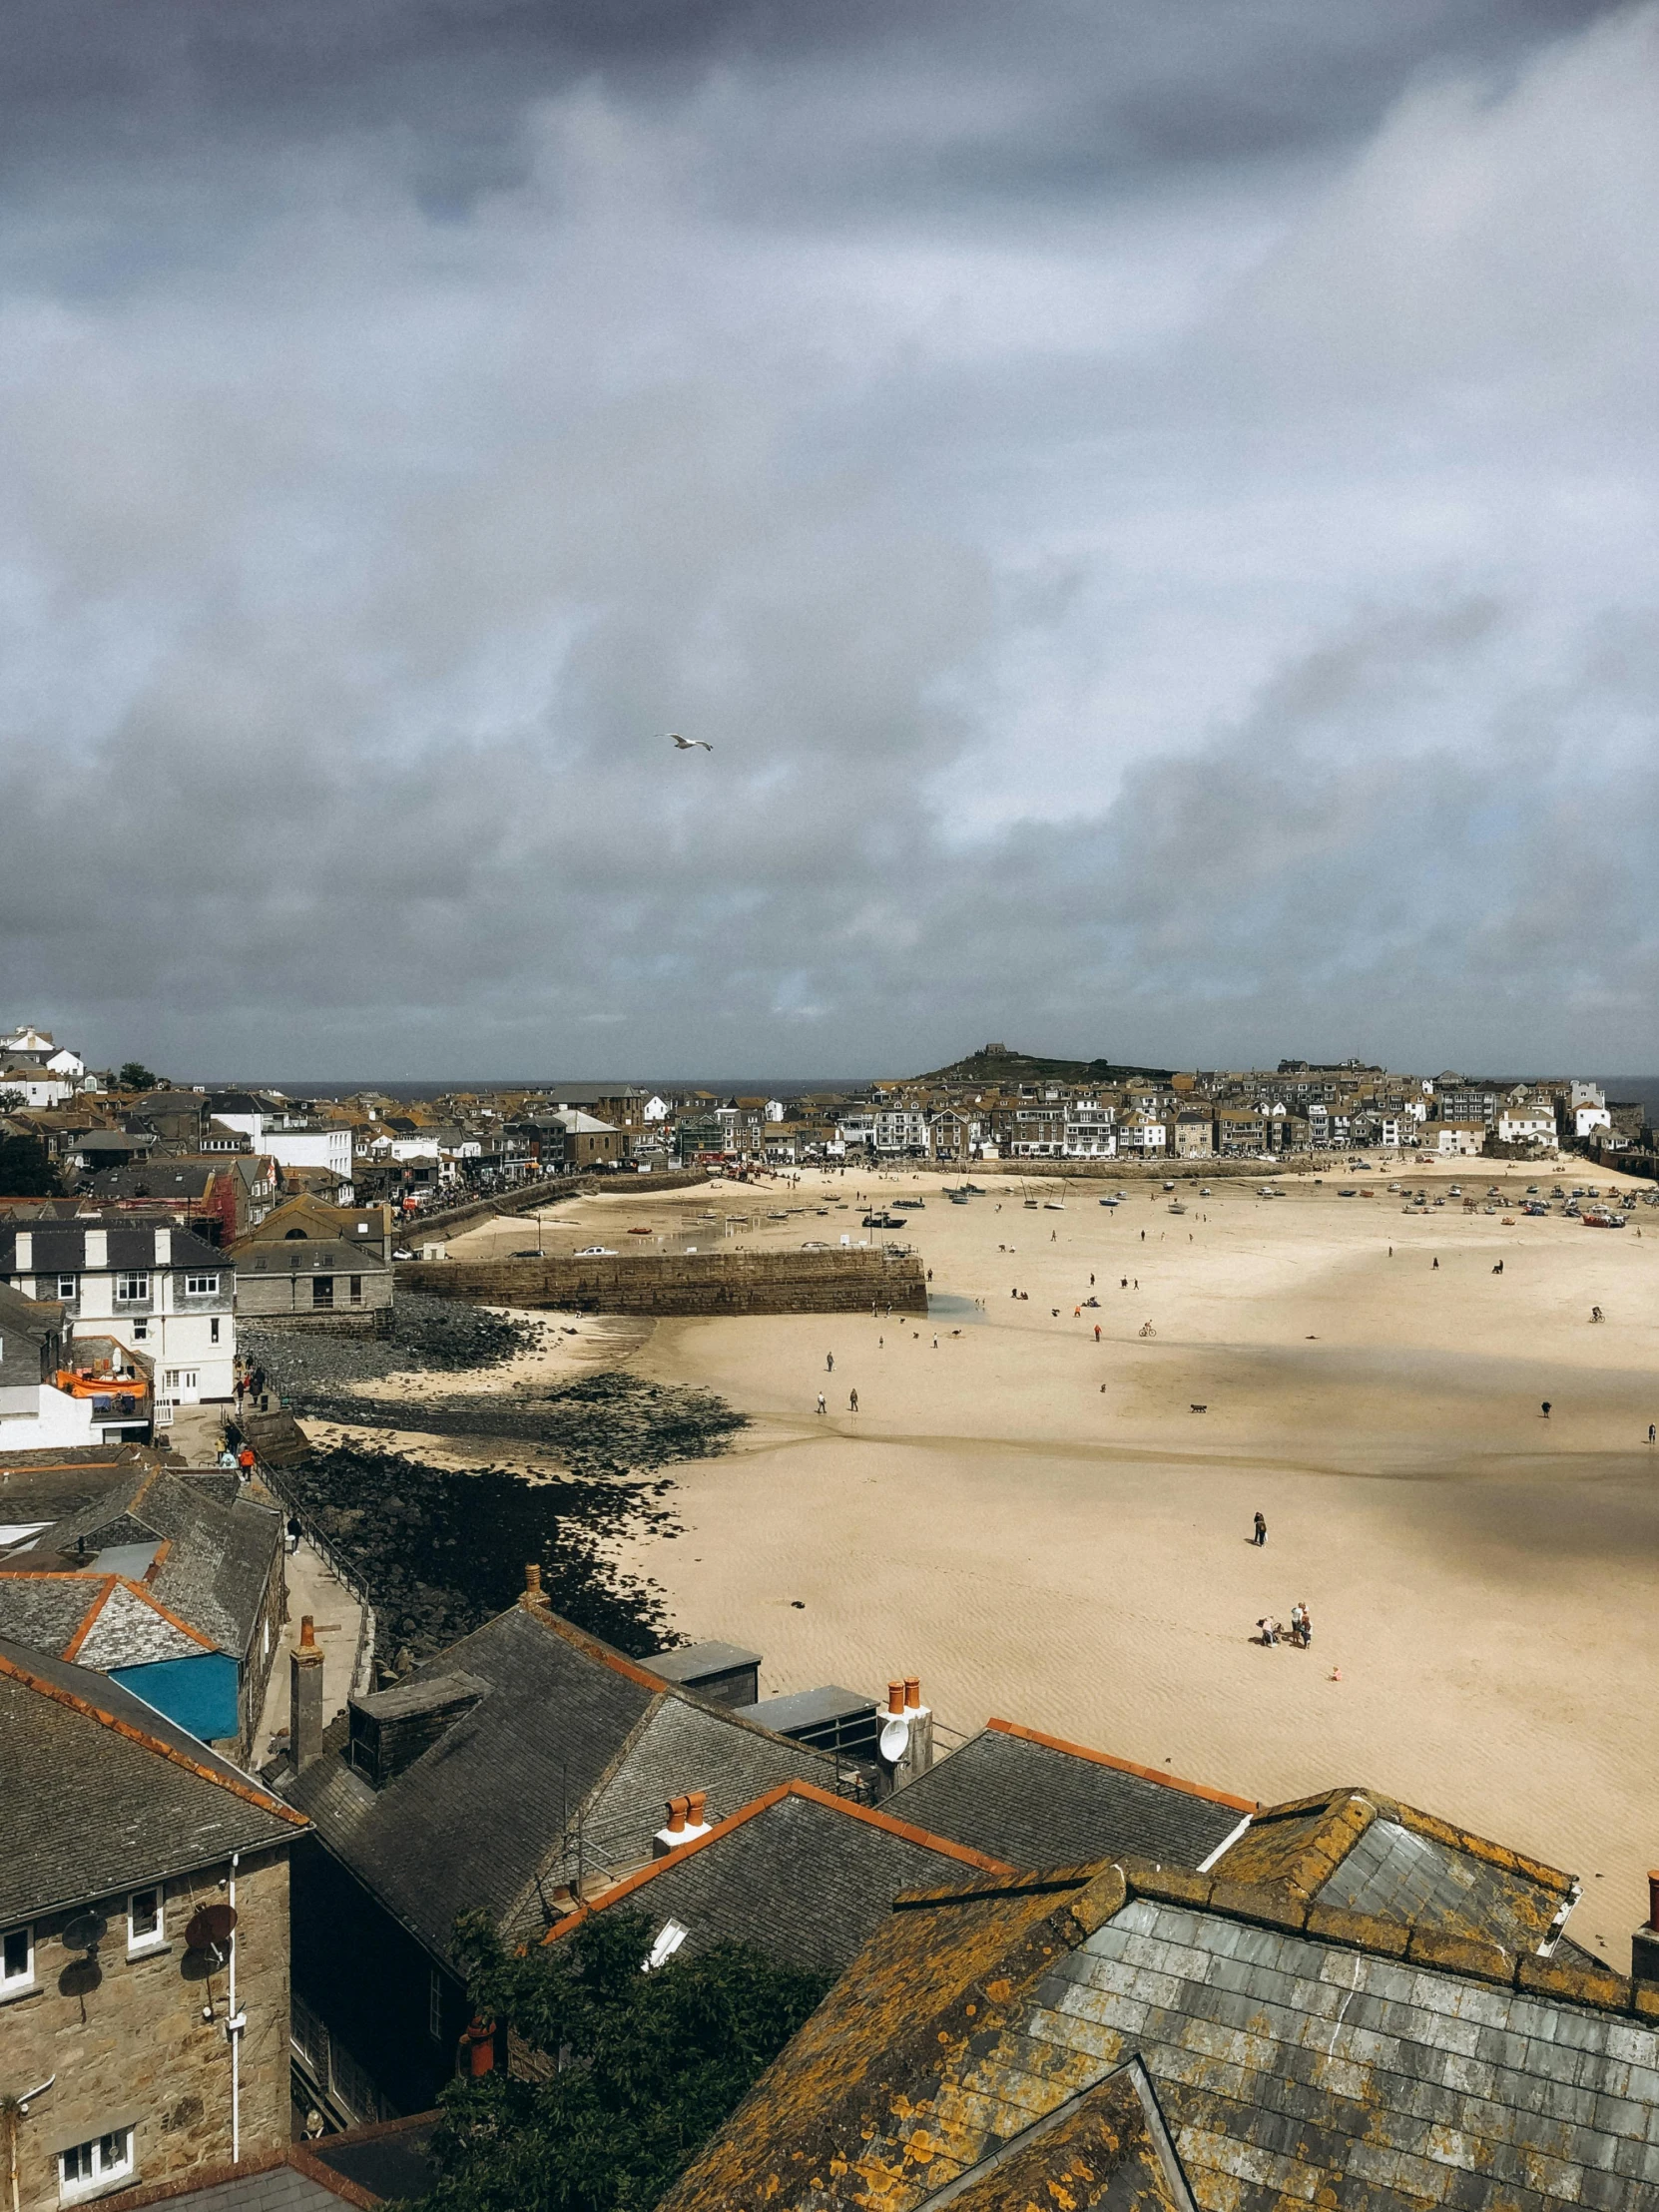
[0,1636,303,2212]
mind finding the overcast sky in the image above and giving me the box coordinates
[1,0,1655,1080]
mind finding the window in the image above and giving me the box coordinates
[428,1967,443,2041]
[311,1276,334,1309]
[132,1321,148,1342]
[1,1924,32,1990]
[57,1274,77,1300]
[127,1889,163,1954]
[184,1273,219,1297]
[59,2130,133,2199]
[210,1319,221,1346]
[348,1276,362,1305]
[115,1273,150,1303]
[163,1370,198,1393]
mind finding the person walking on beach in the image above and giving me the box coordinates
[1431,1257,1438,1269]
[826,1352,834,1373]
[1648,1423,1655,1444]
[1289,1602,1305,1644]
[816,1392,827,1414]
[1253,1510,1267,1546]
[849,1388,858,1411]
[1094,1324,1101,1342]
[1541,1400,1551,1417]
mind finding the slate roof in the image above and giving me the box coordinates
[0,1570,214,1668]
[98,2121,437,2212]
[1209,1786,1582,1959]
[663,1854,1659,2212]
[0,1444,151,1536]
[31,1462,280,1660]
[547,1780,1016,1977]
[889,1719,1254,1873]
[0,1217,227,1275]
[0,1634,303,1922]
[284,1598,836,1966]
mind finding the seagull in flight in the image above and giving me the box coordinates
[668,733,713,752]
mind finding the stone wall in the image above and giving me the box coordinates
[3,1848,290,2212]
[394,1246,927,1317]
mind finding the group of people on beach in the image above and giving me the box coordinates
[1258,1603,1314,1648]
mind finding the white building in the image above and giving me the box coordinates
[1496,1109,1556,1150]
[1063,1105,1117,1158]
[0,1218,236,1404]
[0,1062,77,1109]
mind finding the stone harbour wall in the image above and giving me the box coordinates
[395,1246,928,1316]
[1,1850,290,2212]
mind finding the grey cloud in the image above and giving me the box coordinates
[0,1,1655,1077]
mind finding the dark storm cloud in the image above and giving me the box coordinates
[0,0,1654,1076]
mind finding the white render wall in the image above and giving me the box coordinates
[0,1382,97,1449]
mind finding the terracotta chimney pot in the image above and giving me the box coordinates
[298,1615,316,1651]
[666,1794,689,1835]
[887,1681,904,1715]
[525,1563,542,1597]
[904,1677,920,1710]
[687,1789,708,1827]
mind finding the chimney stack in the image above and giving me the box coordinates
[458,2016,496,2078]
[875,1673,934,1793]
[15,1230,32,1272]
[653,1789,714,1856]
[1634,1872,1659,1985]
[519,1561,550,1616]
[290,1615,325,1771]
[154,1226,173,1266]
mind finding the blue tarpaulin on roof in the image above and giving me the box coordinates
[110,1652,240,1744]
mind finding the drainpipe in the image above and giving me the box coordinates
[226,1855,246,2163]
[4,2077,55,2212]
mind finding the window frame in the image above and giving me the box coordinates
[127,1888,164,1955]
[57,1274,78,1301]
[1,1923,33,1992]
[311,1276,334,1309]
[59,2128,134,2201]
[114,1272,151,1305]
[183,1273,220,1298]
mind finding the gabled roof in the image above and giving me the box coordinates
[0,1569,218,1668]
[32,1463,280,1659]
[888,1718,1252,1873]
[545,1780,1016,1977]
[1207,1784,1581,1959]
[285,1599,836,1966]
[0,1634,302,1922]
[663,1852,1659,2212]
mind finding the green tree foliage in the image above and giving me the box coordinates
[412,1908,829,2212]
[0,1134,56,1196]
[117,1062,159,1091]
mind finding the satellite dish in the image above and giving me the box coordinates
[878,1717,910,1765]
[185,1903,237,1952]
[61,1912,107,1954]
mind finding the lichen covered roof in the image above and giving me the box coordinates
[662,1854,1659,2212]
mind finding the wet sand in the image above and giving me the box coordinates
[443,1160,1659,1960]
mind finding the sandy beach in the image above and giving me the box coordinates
[431,1160,1659,1962]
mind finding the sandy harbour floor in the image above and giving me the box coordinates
[428,1159,1659,1963]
